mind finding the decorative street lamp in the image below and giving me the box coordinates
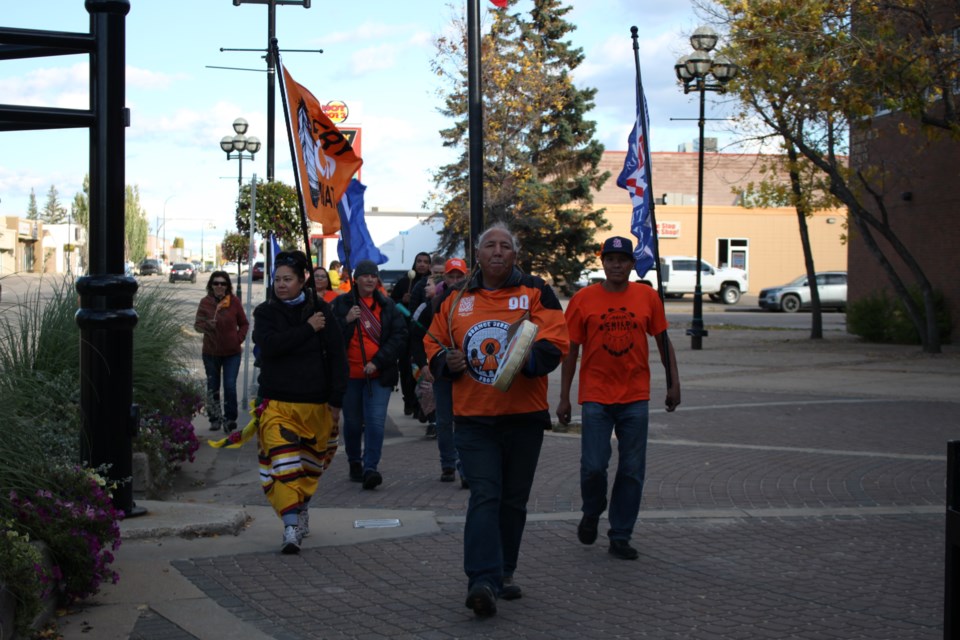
[675,25,738,350]
[220,117,261,190]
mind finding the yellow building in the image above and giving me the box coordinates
[595,151,847,293]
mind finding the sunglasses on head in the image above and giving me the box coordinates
[275,256,298,267]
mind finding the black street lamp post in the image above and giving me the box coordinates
[220,117,261,190]
[675,26,738,350]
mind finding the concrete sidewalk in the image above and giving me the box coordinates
[56,328,958,639]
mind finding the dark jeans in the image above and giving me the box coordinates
[433,378,459,472]
[580,401,649,542]
[342,378,392,472]
[202,353,242,424]
[398,343,416,407]
[455,413,547,591]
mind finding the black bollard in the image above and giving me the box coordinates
[946,440,959,638]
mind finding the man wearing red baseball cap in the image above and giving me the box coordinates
[445,257,467,275]
[409,257,469,483]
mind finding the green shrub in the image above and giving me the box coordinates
[0,276,203,632]
[0,518,49,636]
[848,287,952,344]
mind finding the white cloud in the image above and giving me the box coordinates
[351,44,402,74]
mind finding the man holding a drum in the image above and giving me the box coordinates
[425,223,569,618]
[557,236,681,561]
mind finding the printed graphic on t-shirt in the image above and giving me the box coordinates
[458,295,475,316]
[600,306,639,357]
[463,319,509,385]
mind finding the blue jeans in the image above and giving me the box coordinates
[455,414,546,591]
[433,378,459,472]
[202,353,241,423]
[580,401,649,542]
[342,378,392,472]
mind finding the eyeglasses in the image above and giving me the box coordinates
[211,281,228,286]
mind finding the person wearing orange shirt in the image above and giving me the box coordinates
[426,223,569,617]
[331,260,407,490]
[313,266,340,304]
[556,236,681,561]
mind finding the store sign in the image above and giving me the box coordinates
[657,221,680,238]
[322,100,349,124]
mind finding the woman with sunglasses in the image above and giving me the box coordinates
[313,265,340,304]
[253,250,348,554]
[194,271,249,433]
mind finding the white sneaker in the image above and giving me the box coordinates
[281,525,301,554]
[297,510,310,537]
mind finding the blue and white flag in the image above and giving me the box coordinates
[337,179,388,270]
[615,84,656,277]
[266,233,282,284]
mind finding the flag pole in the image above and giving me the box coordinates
[629,25,673,390]
[272,37,314,269]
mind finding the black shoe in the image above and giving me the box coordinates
[460,473,470,490]
[403,401,416,416]
[209,422,221,431]
[349,462,363,482]
[362,470,382,490]
[577,515,599,545]
[224,421,237,433]
[608,539,639,560]
[500,576,522,601]
[441,468,455,482]
[425,423,437,438]
[464,583,497,617]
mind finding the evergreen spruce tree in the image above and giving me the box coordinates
[428,0,609,291]
[41,185,68,224]
[26,189,39,220]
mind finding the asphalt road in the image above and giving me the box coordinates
[0,272,847,334]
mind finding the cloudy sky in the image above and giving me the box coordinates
[1,0,736,254]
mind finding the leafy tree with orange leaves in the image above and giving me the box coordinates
[712,0,957,352]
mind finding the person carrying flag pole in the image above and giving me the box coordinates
[555,27,681,562]
[235,41,362,553]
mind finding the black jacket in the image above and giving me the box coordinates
[331,289,408,388]
[253,291,348,407]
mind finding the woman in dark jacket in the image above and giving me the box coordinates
[252,250,348,554]
[194,271,249,432]
[332,259,408,490]
[390,251,431,416]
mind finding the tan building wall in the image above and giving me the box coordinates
[598,204,847,293]
[593,151,848,292]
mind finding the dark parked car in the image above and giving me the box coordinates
[139,259,161,276]
[378,269,409,293]
[758,271,847,313]
[168,262,197,284]
[252,261,264,281]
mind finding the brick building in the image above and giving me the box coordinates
[847,4,960,337]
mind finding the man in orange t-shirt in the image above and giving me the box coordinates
[557,236,680,561]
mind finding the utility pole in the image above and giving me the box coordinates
[230,0,312,182]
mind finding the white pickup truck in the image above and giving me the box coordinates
[577,255,748,305]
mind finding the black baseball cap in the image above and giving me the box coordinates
[600,236,634,258]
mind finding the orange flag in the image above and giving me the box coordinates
[280,63,362,234]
